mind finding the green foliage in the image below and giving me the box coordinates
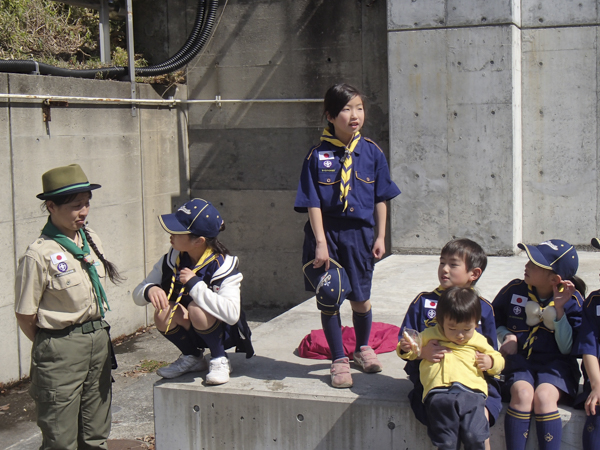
[0,0,185,84]
[0,0,100,65]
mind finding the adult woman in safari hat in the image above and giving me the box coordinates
[15,164,123,450]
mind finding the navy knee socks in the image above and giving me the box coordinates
[504,407,531,450]
[321,312,345,361]
[352,308,372,352]
[535,411,562,450]
[194,321,226,359]
[160,325,202,357]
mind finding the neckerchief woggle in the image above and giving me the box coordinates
[42,218,110,318]
[320,128,361,212]
[522,285,554,359]
[164,247,217,333]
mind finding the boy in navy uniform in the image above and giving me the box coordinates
[398,239,502,440]
[493,239,584,450]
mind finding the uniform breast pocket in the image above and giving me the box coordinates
[317,172,341,208]
[354,171,375,205]
[49,272,84,291]
[506,315,528,336]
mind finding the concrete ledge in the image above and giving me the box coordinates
[154,254,600,449]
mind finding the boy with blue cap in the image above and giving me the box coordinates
[493,239,585,450]
[133,198,253,385]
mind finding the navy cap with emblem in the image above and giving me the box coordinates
[159,198,223,238]
[518,239,578,280]
[303,258,352,312]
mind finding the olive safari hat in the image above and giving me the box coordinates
[37,164,101,200]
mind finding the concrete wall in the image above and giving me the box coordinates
[177,0,390,308]
[388,0,600,253]
[1,74,187,385]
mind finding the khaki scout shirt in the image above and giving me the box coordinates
[15,227,107,330]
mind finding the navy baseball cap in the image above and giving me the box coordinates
[592,238,600,250]
[159,198,223,238]
[518,239,578,280]
[303,258,352,312]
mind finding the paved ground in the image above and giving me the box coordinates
[3,251,600,449]
[0,307,286,450]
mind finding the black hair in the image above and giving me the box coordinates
[436,286,481,327]
[441,238,487,285]
[323,83,365,130]
[42,191,125,284]
[564,275,587,298]
[191,222,229,256]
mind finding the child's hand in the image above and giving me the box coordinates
[420,339,450,363]
[399,337,412,353]
[553,279,575,318]
[148,286,169,311]
[585,387,600,416]
[179,268,196,285]
[372,237,386,260]
[475,352,493,371]
[313,242,330,270]
[499,334,518,356]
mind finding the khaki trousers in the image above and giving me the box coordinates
[29,322,112,450]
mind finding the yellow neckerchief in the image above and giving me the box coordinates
[522,284,554,359]
[164,247,218,333]
[320,128,361,211]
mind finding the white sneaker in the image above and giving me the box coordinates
[205,356,231,385]
[157,353,208,378]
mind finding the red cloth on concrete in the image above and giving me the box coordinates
[297,322,400,360]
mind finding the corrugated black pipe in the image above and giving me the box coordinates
[151,0,206,68]
[0,0,218,80]
[136,0,218,76]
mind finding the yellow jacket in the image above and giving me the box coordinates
[398,325,504,401]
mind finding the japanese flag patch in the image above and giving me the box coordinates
[511,294,528,306]
[318,151,335,161]
[50,252,67,265]
[424,299,437,309]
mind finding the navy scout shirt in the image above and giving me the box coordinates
[492,279,583,360]
[573,289,600,358]
[294,137,400,227]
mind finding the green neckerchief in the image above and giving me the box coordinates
[42,218,110,318]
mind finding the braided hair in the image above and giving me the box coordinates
[82,226,125,284]
[43,191,124,284]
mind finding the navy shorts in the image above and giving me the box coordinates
[302,217,374,302]
[502,353,581,400]
[424,384,488,450]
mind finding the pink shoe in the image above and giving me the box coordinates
[331,357,353,388]
[353,346,383,373]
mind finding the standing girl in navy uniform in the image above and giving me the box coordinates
[133,199,253,385]
[294,83,401,388]
[573,238,600,449]
[492,240,584,450]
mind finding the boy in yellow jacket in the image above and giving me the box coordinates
[398,287,505,450]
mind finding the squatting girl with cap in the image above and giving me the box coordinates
[492,239,585,450]
[132,198,253,385]
[15,164,123,450]
[294,83,400,388]
[572,237,600,449]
